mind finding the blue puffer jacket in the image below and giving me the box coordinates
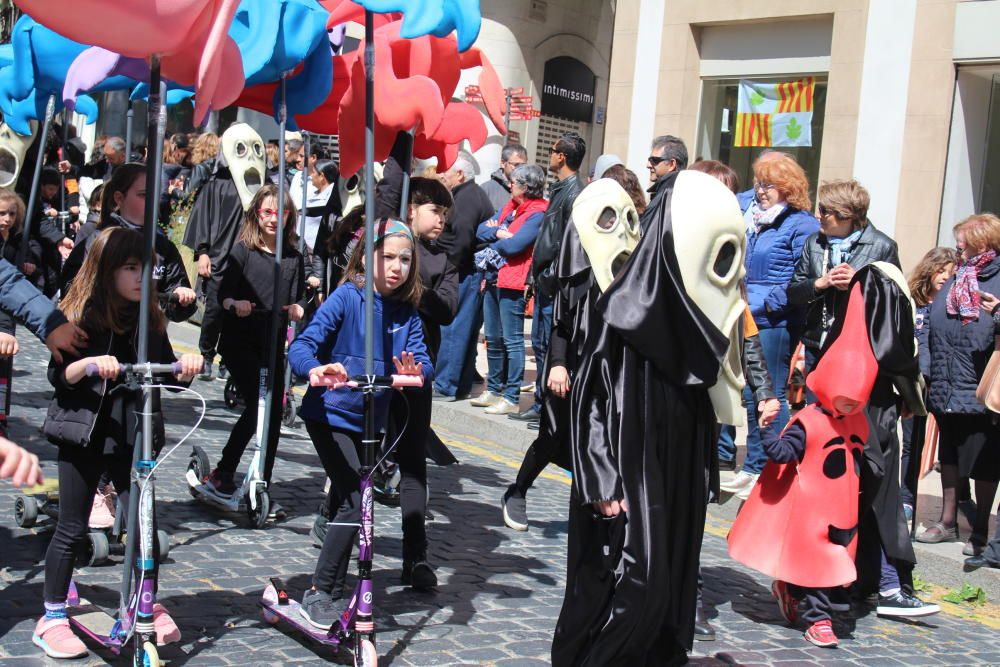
[743,204,819,330]
[927,256,1000,415]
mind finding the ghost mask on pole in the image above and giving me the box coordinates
[0,120,37,188]
[572,178,641,293]
[670,170,748,426]
[220,122,266,211]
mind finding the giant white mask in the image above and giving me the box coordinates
[571,178,641,292]
[220,123,265,210]
[337,161,384,216]
[671,170,748,426]
[0,120,37,188]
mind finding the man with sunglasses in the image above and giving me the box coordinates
[642,135,687,233]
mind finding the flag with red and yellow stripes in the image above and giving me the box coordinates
[734,77,814,148]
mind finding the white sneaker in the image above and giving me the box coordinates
[470,391,503,407]
[484,399,519,415]
[719,470,759,496]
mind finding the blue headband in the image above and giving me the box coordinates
[374,218,413,243]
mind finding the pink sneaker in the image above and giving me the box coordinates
[88,488,116,529]
[153,603,181,645]
[32,616,87,659]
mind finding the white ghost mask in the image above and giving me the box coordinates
[572,178,641,292]
[671,170,748,427]
[0,120,37,188]
[220,123,265,210]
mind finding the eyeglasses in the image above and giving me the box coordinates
[647,155,668,166]
[548,147,563,155]
[753,181,777,192]
[257,208,280,218]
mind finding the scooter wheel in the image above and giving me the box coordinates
[246,488,270,529]
[14,495,38,527]
[83,531,110,566]
[223,378,240,410]
[140,641,160,667]
[157,530,171,561]
[282,393,297,428]
[187,446,211,498]
[355,639,377,667]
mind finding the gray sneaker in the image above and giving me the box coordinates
[300,589,339,630]
[502,484,528,531]
[197,358,214,382]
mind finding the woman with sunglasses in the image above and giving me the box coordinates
[719,154,818,500]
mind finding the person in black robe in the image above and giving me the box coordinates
[552,173,729,667]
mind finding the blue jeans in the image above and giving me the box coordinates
[433,272,484,398]
[718,424,737,464]
[530,291,554,411]
[741,326,794,474]
[482,285,526,404]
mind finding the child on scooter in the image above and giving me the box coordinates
[206,184,306,507]
[288,218,432,630]
[33,228,202,660]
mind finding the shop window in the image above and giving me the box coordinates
[980,74,1000,215]
[535,115,582,185]
[696,77,827,202]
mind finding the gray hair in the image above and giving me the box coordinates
[450,153,478,180]
[106,136,126,155]
[500,143,527,163]
[511,164,546,199]
[650,134,688,170]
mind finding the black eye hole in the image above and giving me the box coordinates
[236,141,248,157]
[714,240,737,277]
[851,448,862,476]
[627,210,638,231]
[597,207,617,230]
[823,448,847,479]
[252,141,264,158]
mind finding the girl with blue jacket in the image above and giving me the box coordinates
[288,218,432,630]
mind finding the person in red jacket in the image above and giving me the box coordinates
[472,164,548,415]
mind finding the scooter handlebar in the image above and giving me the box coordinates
[309,374,424,390]
[85,361,187,377]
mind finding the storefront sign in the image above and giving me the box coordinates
[541,56,596,123]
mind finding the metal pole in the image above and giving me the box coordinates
[397,130,414,221]
[504,88,512,146]
[363,11,375,380]
[19,94,55,267]
[125,101,134,161]
[59,110,68,213]
[258,76,288,482]
[298,132,310,252]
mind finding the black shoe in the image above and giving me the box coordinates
[402,560,438,590]
[527,421,540,431]
[694,606,716,641]
[502,484,528,531]
[217,363,229,380]
[964,554,1000,571]
[876,590,940,617]
[198,358,214,381]
[300,589,340,630]
[718,458,736,472]
[432,389,457,402]
[508,407,541,423]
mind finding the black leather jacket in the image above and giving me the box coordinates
[787,222,900,350]
[743,333,776,403]
[531,172,584,298]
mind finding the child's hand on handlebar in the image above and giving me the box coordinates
[0,437,43,487]
[392,352,423,377]
[88,355,121,380]
[310,363,348,385]
[173,287,197,306]
[0,332,18,357]
[174,353,204,382]
[283,304,305,322]
[230,300,254,317]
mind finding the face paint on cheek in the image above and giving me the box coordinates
[398,251,413,281]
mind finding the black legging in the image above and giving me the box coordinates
[307,421,363,597]
[388,385,430,562]
[216,350,284,483]
[198,275,225,360]
[514,394,568,494]
[44,447,159,603]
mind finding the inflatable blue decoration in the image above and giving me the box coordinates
[356,0,482,52]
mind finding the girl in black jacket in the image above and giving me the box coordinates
[34,228,201,660]
[60,163,198,323]
[206,184,306,500]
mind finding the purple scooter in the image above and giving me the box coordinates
[261,372,423,667]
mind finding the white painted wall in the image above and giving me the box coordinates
[851,0,918,237]
[698,17,832,78]
[624,0,665,183]
[953,0,1000,62]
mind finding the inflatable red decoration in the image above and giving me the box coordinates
[728,282,877,588]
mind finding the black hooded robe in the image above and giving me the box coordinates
[552,179,728,667]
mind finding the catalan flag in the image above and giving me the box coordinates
[734,77,814,148]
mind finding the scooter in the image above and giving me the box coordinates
[65,359,206,666]
[261,372,421,666]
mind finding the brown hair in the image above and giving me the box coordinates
[265,143,280,170]
[99,162,146,229]
[60,227,166,335]
[341,219,422,308]
[190,132,220,165]
[239,184,298,252]
[818,179,870,229]
[753,154,811,211]
[687,159,741,194]
[602,164,647,214]
[907,246,958,307]
[954,213,1000,255]
[0,188,26,236]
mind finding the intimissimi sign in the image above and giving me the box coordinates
[541,56,596,123]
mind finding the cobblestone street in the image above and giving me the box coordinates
[1,334,999,666]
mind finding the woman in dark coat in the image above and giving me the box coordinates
[920,213,1000,566]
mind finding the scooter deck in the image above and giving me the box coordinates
[261,583,343,647]
[67,600,122,653]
